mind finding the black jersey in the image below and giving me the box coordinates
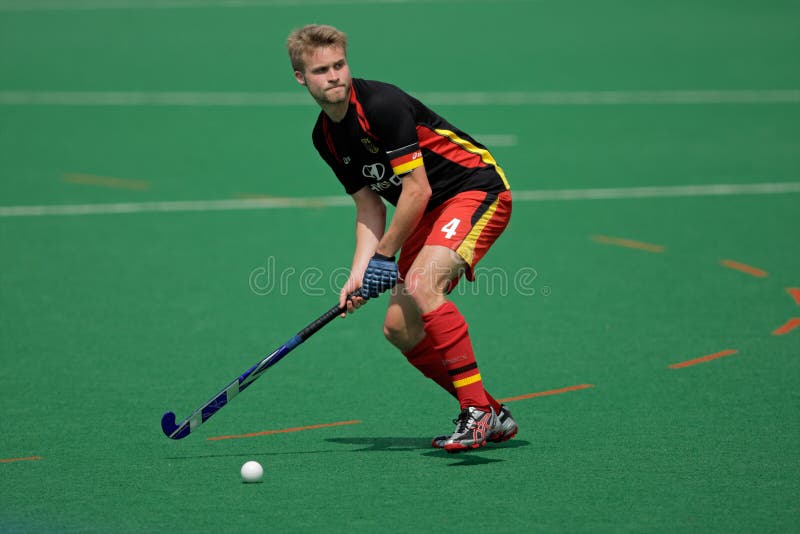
[312,78,510,211]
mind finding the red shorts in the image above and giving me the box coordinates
[398,190,512,286]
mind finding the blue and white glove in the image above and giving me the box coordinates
[361,252,399,299]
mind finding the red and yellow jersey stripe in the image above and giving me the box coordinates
[416,126,510,190]
[389,148,424,176]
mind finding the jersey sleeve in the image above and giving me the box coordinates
[312,124,364,195]
[364,86,424,177]
[386,142,424,177]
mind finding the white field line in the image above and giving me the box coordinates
[511,182,800,201]
[0,196,352,217]
[1,182,799,218]
[418,90,800,106]
[0,0,535,11]
[1,90,800,107]
[474,134,518,147]
[0,0,413,11]
[0,91,309,106]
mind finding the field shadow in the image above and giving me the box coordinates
[422,451,505,466]
[325,436,432,452]
[325,436,531,466]
[164,438,530,463]
[422,438,531,466]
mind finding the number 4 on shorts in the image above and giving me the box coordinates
[441,218,461,239]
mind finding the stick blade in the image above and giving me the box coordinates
[161,411,190,440]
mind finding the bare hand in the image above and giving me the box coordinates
[339,281,367,317]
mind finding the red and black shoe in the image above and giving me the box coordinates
[442,406,498,453]
[489,404,518,443]
[432,404,518,449]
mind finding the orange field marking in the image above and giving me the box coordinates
[668,349,738,369]
[773,318,800,336]
[591,235,665,253]
[498,384,595,403]
[63,173,151,191]
[787,288,800,306]
[207,419,362,441]
[720,259,767,278]
[0,456,42,463]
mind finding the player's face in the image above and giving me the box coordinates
[295,45,351,107]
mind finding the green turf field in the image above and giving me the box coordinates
[1,1,799,532]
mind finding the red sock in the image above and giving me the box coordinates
[403,335,503,412]
[421,301,490,410]
[402,335,456,395]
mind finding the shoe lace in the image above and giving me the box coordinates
[452,408,472,433]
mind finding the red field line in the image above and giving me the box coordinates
[787,288,800,306]
[773,318,800,336]
[498,384,595,403]
[0,456,42,463]
[668,349,738,369]
[591,235,665,253]
[208,420,362,441]
[720,259,767,278]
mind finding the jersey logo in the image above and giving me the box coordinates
[362,163,385,180]
[343,156,351,165]
[361,138,380,154]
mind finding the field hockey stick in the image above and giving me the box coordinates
[161,294,357,440]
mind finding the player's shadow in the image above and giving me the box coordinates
[422,451,504,466]
[422,439,530,466]
[325,436,431,452]
[326,436,530,466]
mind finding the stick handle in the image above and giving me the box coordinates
[161,293,360,440]
[297,291,359,340]
[297,303,344,340]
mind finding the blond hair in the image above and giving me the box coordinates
[286,24,348,72]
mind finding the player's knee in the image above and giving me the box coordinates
[382,316,406,347]
[383,315,425,352]
[403,270,446,313]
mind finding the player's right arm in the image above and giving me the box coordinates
[339,185,387,314]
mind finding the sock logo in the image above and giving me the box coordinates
[444,355,468,365]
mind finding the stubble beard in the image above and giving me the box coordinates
[321,83,349,105]
[311,83,350,120]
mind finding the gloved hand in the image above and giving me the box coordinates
[360,252,399,299]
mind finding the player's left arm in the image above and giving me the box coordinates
[360,84,430,298]
[375,165,431,258]
[360,166,429,299]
